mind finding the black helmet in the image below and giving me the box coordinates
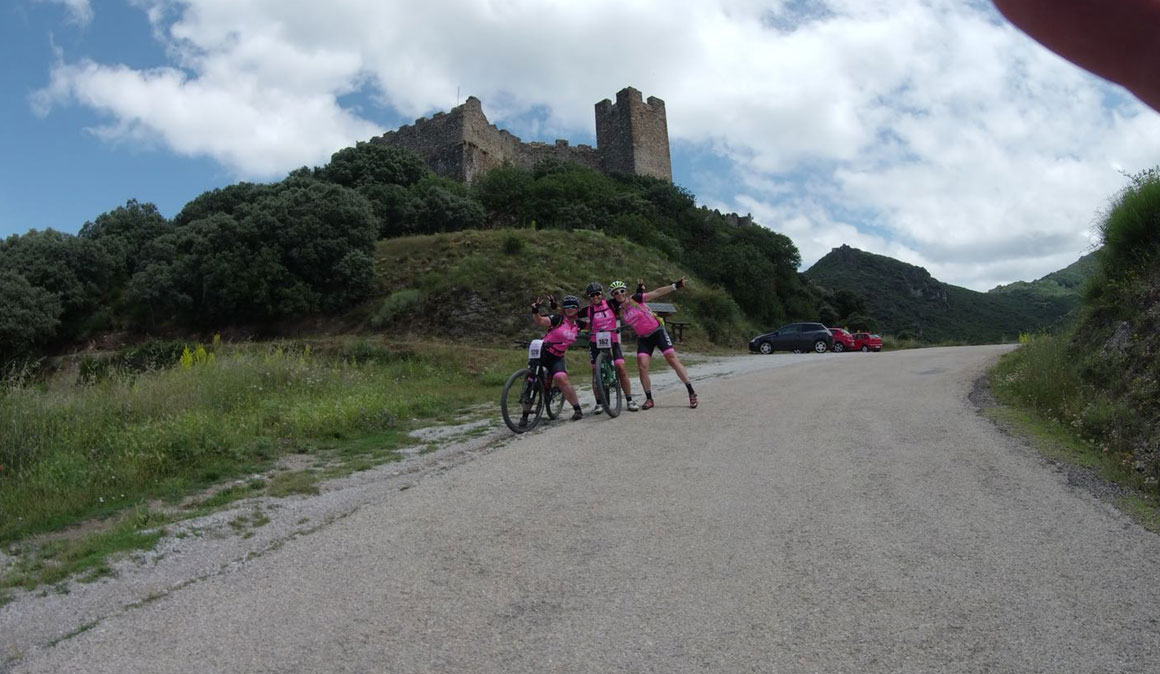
[585,282,603,297]
[561,295,580,309]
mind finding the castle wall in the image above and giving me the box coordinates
[370,87,666,183]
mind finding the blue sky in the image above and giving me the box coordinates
[4,0,1160,291]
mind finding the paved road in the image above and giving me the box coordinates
[7,346,1160,673]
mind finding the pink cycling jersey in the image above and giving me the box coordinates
[620,293,661,336]
[583,301,620,342]
[542,315,581,356]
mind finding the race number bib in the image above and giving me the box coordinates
[527,339,543,360]
[596,331,613,349]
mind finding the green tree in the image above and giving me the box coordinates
[173,182,275,228]
[358,183,419,238]
[410,176,486,234]
[831,289,868,320]
[78,199,170,278]
[472,164,535,227]
[318,143,428,189]
[0,270,62,361]
[844,313,879,332]
[131,180,378,326]
[0,229,112,340]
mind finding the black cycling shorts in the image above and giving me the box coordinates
[588,342,625,364]
[636,327,675,357]
[539,351,568,378]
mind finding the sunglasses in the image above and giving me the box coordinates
[611,289,627,295]
[588,292,602,297]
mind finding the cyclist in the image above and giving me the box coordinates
[608,277,698,409]
[579,281,639,413]
[529,293,585,424]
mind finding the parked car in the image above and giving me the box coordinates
[829,327,855,352]
[749,323,834,354]
[851,332,883,352]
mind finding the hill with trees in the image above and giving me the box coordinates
[0,144,814,364]
[804,244,1084,343]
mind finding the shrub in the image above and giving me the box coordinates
[371,289,422,329]
[1099,167,1160,278]
[502,233,525,255]
[680,287,749,345]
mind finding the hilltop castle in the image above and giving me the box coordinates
[369,86,671,183]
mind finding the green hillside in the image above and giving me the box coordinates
[363,228,755,346]
[804,244,1077,343]
[989,251,1098,297]
[989,168,1160,503]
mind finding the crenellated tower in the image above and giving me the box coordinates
[594,87,672,181]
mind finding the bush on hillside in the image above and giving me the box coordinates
[0,270,62,362]
[1099,167,1160,276]
[129,179,379,326]
[0,229,112,342]
[317,143,428,189]
[371,289,423,329]
[79,200,170,280]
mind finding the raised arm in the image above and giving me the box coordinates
[642,277,687,303]
[530,297,551,329]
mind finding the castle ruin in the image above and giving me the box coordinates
[369,87,671,183]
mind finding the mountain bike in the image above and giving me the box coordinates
[590,328,622,418]
[500,339,565,433]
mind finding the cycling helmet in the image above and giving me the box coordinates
[585,281,603,296]
[608,280,627,293]
[561,294,580,309]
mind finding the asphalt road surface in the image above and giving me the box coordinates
[6,345,1160,673]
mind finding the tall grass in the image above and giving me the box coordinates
[989,333,1082,419]
[0,339,524,543]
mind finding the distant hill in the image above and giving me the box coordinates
[989,251,1099,297]
[803,245,1087,343]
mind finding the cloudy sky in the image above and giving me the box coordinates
[3,0,1159,291]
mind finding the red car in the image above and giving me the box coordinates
[829,328,855,352]
[851,332,883,352]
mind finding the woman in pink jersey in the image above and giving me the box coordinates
[608,278,698,410]
[529,293,585,423]
[579,281,639,413]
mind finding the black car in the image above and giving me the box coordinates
[749,322,834,354]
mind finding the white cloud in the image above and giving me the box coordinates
[30,0,1160,289]
[35,0,93,27]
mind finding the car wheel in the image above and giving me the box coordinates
[813,340,828,353]
[759,342,773,355]
[861,345,869,352]
[833,342,845,353]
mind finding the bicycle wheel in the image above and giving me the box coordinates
[544,375,565,420]
[501,368,545,433]
[591,355,607,410]
[599,354,622,418]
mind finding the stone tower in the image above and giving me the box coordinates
[594,87,672,181]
